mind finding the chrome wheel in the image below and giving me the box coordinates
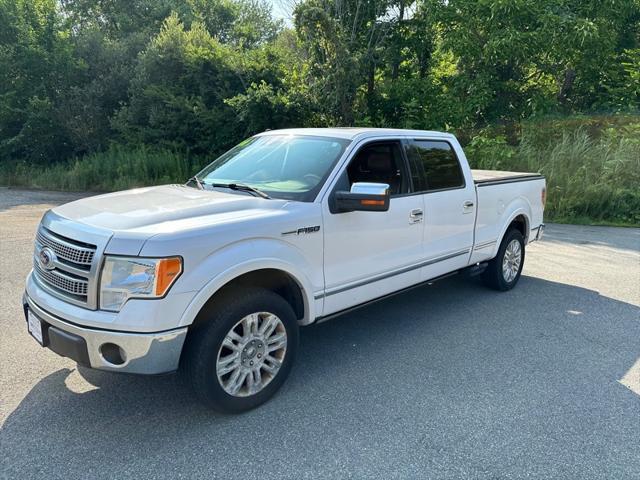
[216,312,287,397]
[502,239,522,282]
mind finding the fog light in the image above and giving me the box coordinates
[100,343,126,365]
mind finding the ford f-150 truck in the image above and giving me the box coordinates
[23,128,545,412]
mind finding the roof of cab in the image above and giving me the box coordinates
[256,127,454,141]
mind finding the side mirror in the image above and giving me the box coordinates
[334,182,390,213]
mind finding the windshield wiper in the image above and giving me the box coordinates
[187,175,205,190]
[209,183,271,199]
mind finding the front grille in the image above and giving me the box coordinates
[33,226,98,306]
[33,262,89,298]
[36,229,95,266]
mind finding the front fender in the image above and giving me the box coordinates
[176,238,321,328]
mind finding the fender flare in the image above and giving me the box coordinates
[493,209,531,257]
[490,202,531,259]
[178,257,317,329]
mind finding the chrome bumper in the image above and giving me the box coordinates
[23,292,187,374]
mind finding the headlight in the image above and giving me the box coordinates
[99,256,182,312]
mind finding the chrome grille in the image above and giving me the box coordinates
[33,262,89,298]
[36,229,95,266]
[33,226,98,306]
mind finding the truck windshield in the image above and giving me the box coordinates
[196,135,351,201]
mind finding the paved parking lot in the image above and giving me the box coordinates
[1,188,639,479]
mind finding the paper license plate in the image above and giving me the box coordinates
[27,309,44,346]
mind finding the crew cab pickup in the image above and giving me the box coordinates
[23,128,545,412]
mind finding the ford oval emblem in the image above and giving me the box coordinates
[38,247,56,271]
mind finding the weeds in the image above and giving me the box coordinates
[0,145,203,192]
[465,116,640,226]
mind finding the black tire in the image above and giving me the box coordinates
[482,229,525,291]
[181,288,299,413]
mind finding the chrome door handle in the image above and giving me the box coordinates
[409,209,423,223]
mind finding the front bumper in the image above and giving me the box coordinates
[23,292,187,374]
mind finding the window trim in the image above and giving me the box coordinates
[406,138,467,194]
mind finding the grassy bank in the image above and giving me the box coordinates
[1,115,639,226]
[464,114,640,226]
[0,145,202,193]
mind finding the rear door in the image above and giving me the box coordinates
[404,138,476,280]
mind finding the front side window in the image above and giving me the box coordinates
[342,141,409,196]
[198,135,351,201]
[406,140,464,192]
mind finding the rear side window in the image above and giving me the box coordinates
[406,140,464,192]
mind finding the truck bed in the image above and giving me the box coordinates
[472,169,544,186]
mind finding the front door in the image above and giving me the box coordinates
[321,140,425,316]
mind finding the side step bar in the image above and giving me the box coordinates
[462,262,489,277]
[315,261,489,324]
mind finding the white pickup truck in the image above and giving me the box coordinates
[23,128,545,412]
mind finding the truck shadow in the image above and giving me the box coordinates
[2,275,639,478]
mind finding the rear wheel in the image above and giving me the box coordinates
[181,288,299,413]
[483,229,525,291]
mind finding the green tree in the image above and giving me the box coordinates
[1,0,638,171]
[434,0,640,125]
[184,0,281,48]
[112,13,245,155]
[0,0,80,163]
[293,0,397,124]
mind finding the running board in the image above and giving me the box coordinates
[315,271,460,324]
[462,262,488,277]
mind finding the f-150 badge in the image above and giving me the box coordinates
[282,226,320,236]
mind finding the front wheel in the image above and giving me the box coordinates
[181,288,299,413]
[482,229,525,291]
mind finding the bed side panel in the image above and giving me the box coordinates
[471,178,545,263]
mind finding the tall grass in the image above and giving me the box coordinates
[0,145,202,192]
[465,117,640,226]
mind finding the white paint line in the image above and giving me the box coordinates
[619,357,640,396]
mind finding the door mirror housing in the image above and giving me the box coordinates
[334,182,390,213]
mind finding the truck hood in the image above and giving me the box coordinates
[52,185,285,233]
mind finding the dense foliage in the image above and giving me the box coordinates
[1,0,639,224]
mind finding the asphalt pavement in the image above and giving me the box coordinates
[1,188,639,479]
